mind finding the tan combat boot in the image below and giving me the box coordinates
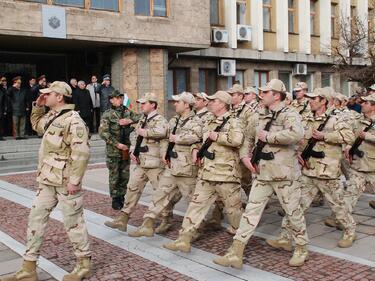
[163,233,192,253]
[213,240,246,269]
[3,260,38,281]
[338,232,356,248]
[63,257,92,281]
[289,245,309,267]
[324,217,337,228]
[104,212,129,232]
[266,237,293,252]
[155,216,173,234]
[128,218,155,237]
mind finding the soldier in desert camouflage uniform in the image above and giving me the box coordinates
[128,92,202,237]
[163,90,244,253]
[243,86,259,111]
[194,92,214,125]
[4,82,91,281]
[273,88,357,251]
[214,79,309,269]
[104,92,168,232]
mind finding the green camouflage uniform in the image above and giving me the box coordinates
[99,105,140,199]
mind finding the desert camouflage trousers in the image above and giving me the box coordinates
[144,169,196,220]
[344,169,375,213]
[24,184,90,261]
[280,175,356,240]
[121,164,163,215]
[179,179,243,235]
[234,179,308,246]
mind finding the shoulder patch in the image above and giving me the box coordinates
[76,126,85,138]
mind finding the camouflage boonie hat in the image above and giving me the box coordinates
[109,90,124,98]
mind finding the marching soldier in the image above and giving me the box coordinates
[99,90,141,210]
[104,92,168,232]
[273,88,357,250]
[4,82,92,281]
[290,82,311,116]
[194,92,214,125]
[243,86,259,111]
[163,90,244,253]
[128,92,202,237]
[213,79,309,269]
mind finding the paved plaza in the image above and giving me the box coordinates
[0,164,374,281]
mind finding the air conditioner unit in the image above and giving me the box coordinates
[218,59,236,76]
[293,64,307,75]
[237,25,252,41]
[212,28,229,43]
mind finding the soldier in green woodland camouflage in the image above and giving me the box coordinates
[4,82,91,281]
[99,90,141,210]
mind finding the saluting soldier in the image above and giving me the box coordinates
[5,82,92,281]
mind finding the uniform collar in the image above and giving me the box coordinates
[52,104,75,114]
[196,107,208,115]
[180,111,194,121]
[231,101,246,112]
[216,111,231,122]
[146,110,158,119]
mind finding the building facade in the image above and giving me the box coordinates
[0,0,373,117]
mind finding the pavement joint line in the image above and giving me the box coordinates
[0,180,290,281]
[81,185,375,268]
[0,230,67,281]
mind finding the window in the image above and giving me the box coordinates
[167,69,190,100]
[54,0,84,7]
[254,70,269,93]
[135,0,168,17]
[279,72,292,92]
[91,0,119,11]
[321,73,332,87]
[210,0,220,25]
[227,71,244,89]
[263,0,272,31]
[236,1,246,25]
[331,4,338,38]
[199,69,217,95]
[310,0,317,35]
[288,0,295,33]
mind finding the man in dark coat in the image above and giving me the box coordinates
[0,75,7,140]
[25,76,36,135]
[98,74,114,114]
[74,80,94,132]
[8,76,27,139]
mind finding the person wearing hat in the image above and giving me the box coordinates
[4,81,92,281]
[128,92,203,237]
[244,86,259,110]
[368,84,375,95]
[104,92,169,232]
[291,81,311,116]
[25,76,37,136]
[214,79,309,268]
[7,76,27,139]
[99,90,141,210]
[194,92,214,125]
[98,74,115,113]
[280,88,357,248]
[163,90,244,253]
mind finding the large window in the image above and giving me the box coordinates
[236,1,246,25]
[279,72,292,92]
[299,73,313,92]
[310,0,317,35]
[321,73,332,87]
[167,69,190,99]
[199,69,217,95]
[54,0,84,7]
[254,70,269,93]
[288,0,295,33]
[91,0,119,11]
[331,4,338,38]
[263,0,272,31]
[135,0,168,17]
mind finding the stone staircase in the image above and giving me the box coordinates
[0,134,106,174]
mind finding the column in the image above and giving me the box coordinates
[225,0,237,49]
[319,0,331,54]
[276,0,288,52]
[357,0,368,55]
[298,0,311,54]
[251,0,263,50]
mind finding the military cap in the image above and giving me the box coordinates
[207,90,232,105]
[259,79,286,93]
[136,92,158,103]
[293,82,308,91]
[109,90,124,98]
[227,84,244,94]
[361,93,375,102]
[194,92,209,101]
[103,74,111,81]
[172,91,195,105]
[40,81,72,97]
